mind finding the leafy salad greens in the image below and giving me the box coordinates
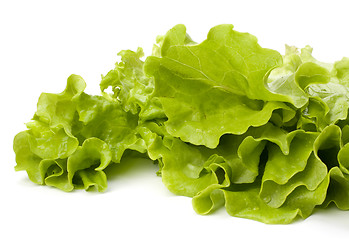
[13,24,349,224]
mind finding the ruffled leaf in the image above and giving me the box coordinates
[67,138,112,192]
[34,74,86,133]
[40,158,73,191]
[223,169,330,224]
[100,48,165,121]
[14,131,43,184]
[145,24,298,148]
[75,93,147,162]
[322,167,349,209]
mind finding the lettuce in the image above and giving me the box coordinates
[13,24,349,224]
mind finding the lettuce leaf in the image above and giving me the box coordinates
[145,24,299,148]
[100,48,165,122]
[14,75,148,191]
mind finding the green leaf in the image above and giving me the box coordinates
[75,93,147,162]
[25,121,79,160]
[314,125,342,170]
[322,167,349,210]
[223,187,299,224]
[262,131,318,186]
[34,74,86,134]
[155,24,196,57]
[268,45,330,109]
[14,131,43,184]
[157,137,219,197]
[67,138,112,192]
[260,154,327,208]
[40,158,73,191]
[145,24,295,148]
[100,48,165,121]
[223,167,330,224]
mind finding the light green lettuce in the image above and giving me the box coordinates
[14,75,148,191]
[100,47,164,122]
[145,24,299,148]
[13,24,349,224]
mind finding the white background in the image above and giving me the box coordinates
[1,0,349,239]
